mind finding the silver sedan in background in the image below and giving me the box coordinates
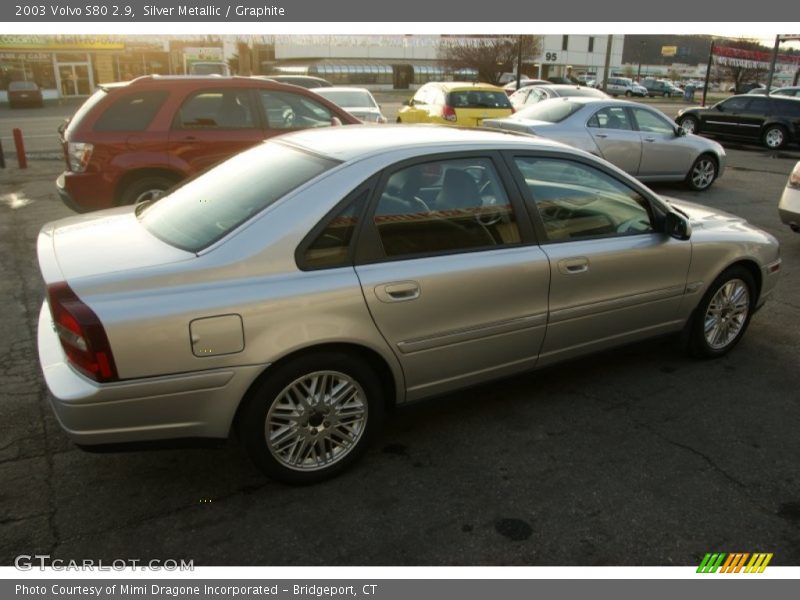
[37,127,778,484]
[484,97,726,191]
[508,83,608,110]
[312,86,388,123]
[778,161,800,232]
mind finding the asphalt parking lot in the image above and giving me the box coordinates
[1,120,799,566]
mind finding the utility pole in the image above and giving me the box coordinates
[515,35,523,91]
[765,34,781,91]
[702,39,714,107]
[602,34,613,92]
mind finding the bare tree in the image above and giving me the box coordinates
[438,35,543,85]
[712,38,769,92]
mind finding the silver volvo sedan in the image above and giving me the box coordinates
[483,97,727,191]
[37,126,781,484]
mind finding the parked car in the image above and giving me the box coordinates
[770,86,800,98]
[547,76,581,85]
[37,126,781,483]
[396,82,512,126]
[729,82,764,94]
[311,86,387,123]
[55,75,359,212]
[605,77,647,97]
[7,80,44,108]
[502,78,549,94]
[676,94,800,149]
[778,161,800,233]
[642,79,682,97]
[484,97,726,190]
[508,84,608,110]
[188,62,231,76]
[261,75,333,89]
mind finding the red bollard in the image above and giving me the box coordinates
[13,128,27,169]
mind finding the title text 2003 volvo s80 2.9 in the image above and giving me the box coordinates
[37,126,781,484]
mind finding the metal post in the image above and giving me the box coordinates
[602,34,613,92]
[766,34,781,92]
[515,35,523,91]
[13,129,27,169]
[702,40,714,107]
[0,139,5,169]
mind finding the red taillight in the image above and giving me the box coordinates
[47,282,118,382]
[441,105,457,122]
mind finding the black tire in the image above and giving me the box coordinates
[685,154,718,191]
[762,124,788,150]
[663,91,668,98]
[678,115,699,135]
[237,351,385,485]
[118,175,177,206]
[396,117,402,123]
[625,90,632,97]
[688,266,756,359]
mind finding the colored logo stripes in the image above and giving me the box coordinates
[697,553,773,573]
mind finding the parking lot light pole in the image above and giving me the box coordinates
[702,40,714,107]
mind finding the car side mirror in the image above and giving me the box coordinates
[665,211,691,240]
[330,117,342,126]
[403,99,412,106]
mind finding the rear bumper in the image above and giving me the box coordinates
[56,170,116,213]
[37,302,265,445]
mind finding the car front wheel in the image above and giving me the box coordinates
[678,115,699,134]
[686,154,718,191]
[763,125,787,150]
[237,352,384,484]
[688,266,755,358]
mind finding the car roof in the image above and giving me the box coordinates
[434,81,504,92]
[279,124,576,162]
[314,86,372,94]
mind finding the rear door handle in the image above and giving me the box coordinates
[644,136,656,142]
[594,133,608,138]
[557,257,590,275]
[375,281,421,303]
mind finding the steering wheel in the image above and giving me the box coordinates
[409,196,431,213]
[282,108,296,128]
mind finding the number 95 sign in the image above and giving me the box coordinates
[544,52,558,62]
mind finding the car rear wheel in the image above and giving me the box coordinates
[686,154,718,191]
[625,90,632,97]
[237,352,384,484]
[688,266,755,358]
[762,125,787,150]
[678,115,699,134]
[119,175,177,206]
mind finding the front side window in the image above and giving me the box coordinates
[174,89,255,129]
[513,157,654,241]
[587,106,633,130]
[373,158,520,259]
[718,97,750,112]
[95,90,168,132]
[631,107,675,134]
[259,90,333,129]
[140,142,338,252]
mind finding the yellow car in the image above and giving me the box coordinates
[397,82,513,127]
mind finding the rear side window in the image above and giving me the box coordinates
[780,100,800,117]
[746,98,770,114]
[94,91,168,132]
[140,142,338,252]
[302,192,366,269]
[448,90,511,109]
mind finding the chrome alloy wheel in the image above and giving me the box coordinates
[133,188,166,205]
[703,279,750,350]
[691,158,716,189]
[265,371,368,471]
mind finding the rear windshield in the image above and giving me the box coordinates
[65,89,108,135]
[514,100,583,123]
[556,87,607,98]
[315,89,376,108]
[140,142,339,252]
[447,90,511,109]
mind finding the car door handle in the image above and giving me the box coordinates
[558,257,590,275]
[594,133,609,138]
[644,136,656,142]
[375,281,421,303]
[180,136,200,142]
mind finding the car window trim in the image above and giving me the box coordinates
[353,150,538,266]
[499,150,668,246]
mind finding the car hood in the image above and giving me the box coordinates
[661,196,746,228]
[38,207,194,284]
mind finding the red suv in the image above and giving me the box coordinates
[56,76,360,212]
